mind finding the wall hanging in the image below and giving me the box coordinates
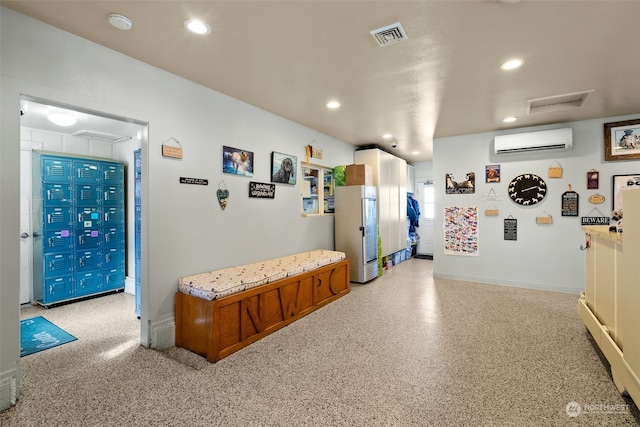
[445,172,475,194]
[249,182,275,199]
[271,151,297,185]
[561,184,579,216]
[603,118,640,161]
[481,188,501,202]
[587,169,599,189]
[548,160,563,178]
[581,207,609,226]
[612,174,640,211]
[223,146,254,177]
[217,181,229,210]
[161,137,183,159]
[508,173,547,205]
[504,216,517,241]
[588,193,605,205]
[443,206,479,256]
[179,177,208,185]
[484,205,499,216]
[485,165,500,183]
[536,212,553,224]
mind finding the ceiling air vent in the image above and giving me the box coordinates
[370,22,407,47]
[527,90,594,115]
[72,129,131,143]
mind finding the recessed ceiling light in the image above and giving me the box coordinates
[108,14,132,31]
[184,19,211,35]
[503,116,518,123]
[383,133,393,139]
[500,59,523,70]
[326,101,341,109]
[412,151,420,155]
[48,113,77,127]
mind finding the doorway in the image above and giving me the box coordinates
[19,96,145,315]
[417,180,434,255]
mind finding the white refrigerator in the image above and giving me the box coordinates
[334,185,378,283]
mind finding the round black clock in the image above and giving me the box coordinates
[508,174,547,205]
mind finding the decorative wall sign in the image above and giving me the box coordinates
[536,212,553,224]
[504,216,517,241]
[604,118,640,161]
[161,137,183,159]
[485,165,500,183]
[588,193,605,204]
[484,205,499,216]
[223,146,254,177]
[612,174,640,211]
[271,151,297,185]
[561,185,579,216]
[217,181,229,210]
[481,188,501,202]
[587,169,599,189]
[443,206,479,256]
[581,208,609,226]
[179,177,208,185]
[249,182,275,199]
[548,161,563,178]
[445,172,475,194]
[508,174,547,205]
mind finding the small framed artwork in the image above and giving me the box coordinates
[612,174,640,211]
[587,169,599,189]
[485,165,500,183]
[223,146,254,177]
[604,119,640,161]
[271,152,297,185]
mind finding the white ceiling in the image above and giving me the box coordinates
[4,0,640,162]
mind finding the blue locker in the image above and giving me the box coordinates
[43,207,73,230]
[103,185,124,205]
[75,184,101,206]
[76,229,101,250]
[103,267,125,291]
[103,247,124,268]
[73,160,101,184]
[76,207,102,229]
[34,152,126,307]
[103,163,124,185]
[42,157,72,183]
[103,227,124,248]
[43,229,74,253]
[104,206,124,227]
[76,271,103,296]
[44,253,73,277]
[43,275,74,303]
[43,183,73,206]
[75,249,102,273]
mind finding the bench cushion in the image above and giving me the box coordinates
[178,249,346,301]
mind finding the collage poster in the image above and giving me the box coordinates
[444,206,479,256]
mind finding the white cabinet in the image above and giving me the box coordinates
[580,189,640,407]
[354,149,407,257]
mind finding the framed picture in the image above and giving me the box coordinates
[223,146,254,177]
[485,165,500,183]
[604,119,640,161]
[270,151,297,185]
[612,174,640,211]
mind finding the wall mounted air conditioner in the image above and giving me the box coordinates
[494,127,573,155]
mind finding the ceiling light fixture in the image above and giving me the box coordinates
[500,59,523,71]
[48,113,77,127]
[503,116,518,123]
[326,101,341,109]
[108,14,132,30]
[184,19,211,35]
[383,133,393,139]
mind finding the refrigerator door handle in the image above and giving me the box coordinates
[359,226,365,237]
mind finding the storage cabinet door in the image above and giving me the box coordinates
[43,275,73,303]
[73,160,101,184]
[76,271,103,296]
[42,157,72,183]
[103,163,124,185]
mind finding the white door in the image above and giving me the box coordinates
[417,180,434,255]
[19,149,33,304]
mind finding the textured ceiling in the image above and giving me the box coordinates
[4,0,640,162]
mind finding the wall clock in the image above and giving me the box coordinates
[508,174,548,205]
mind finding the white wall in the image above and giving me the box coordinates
[433,115,640,294]
[0,7,356,410]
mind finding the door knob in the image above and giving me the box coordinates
[20,232,29,238]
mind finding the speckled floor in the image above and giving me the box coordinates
[2,259,639,426]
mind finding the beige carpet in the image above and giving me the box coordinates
[2,259,638,426]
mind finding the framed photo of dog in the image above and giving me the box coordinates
[271,151,297,185]
[223,146,254,177]
[603,119,640,161]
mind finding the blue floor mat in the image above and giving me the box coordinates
[20,316,77,357]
